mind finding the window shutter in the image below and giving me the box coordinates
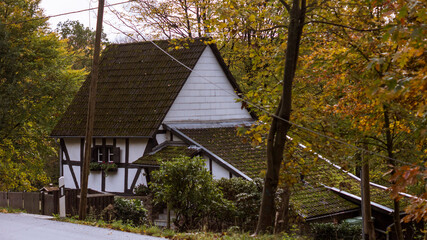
[91,147,97,162]
[113,147,120,163]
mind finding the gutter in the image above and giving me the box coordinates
[289,136,419,201]
[323,185,394,215]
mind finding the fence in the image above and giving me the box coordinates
[0,189,114,216]
[65,189,115,216]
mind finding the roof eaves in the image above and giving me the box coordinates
[304,208,360,222]
[163,123,252,181]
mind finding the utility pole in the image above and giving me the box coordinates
[361,150,376,240]
[79,0,105,220]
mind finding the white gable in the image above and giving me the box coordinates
[163,46,252,122]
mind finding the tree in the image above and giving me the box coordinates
[56,20,108,70]
[0,0,85,191]
[255,0,306,233]
[150,156,223,231]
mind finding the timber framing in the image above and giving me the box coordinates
[60,139,79,188]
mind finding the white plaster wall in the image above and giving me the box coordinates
[63,165,81,189]
[156,133,167,145]
[63,167,75,188]
[105,168,125,192]
[64,138,81,161]
[88,171,102,191]
[127,168,146,189]
[163,46,252,122]
[129,138,147,163]
[211,160,230,179]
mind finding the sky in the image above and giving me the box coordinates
[39,0,129,41]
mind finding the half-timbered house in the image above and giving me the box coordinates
[51,38,262,194]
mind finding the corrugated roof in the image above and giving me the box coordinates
[51,39,208,137]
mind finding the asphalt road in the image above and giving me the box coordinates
[0,213,164,240]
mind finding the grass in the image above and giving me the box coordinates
[0,207,26,214]
[170,231,307,240]
[53,215,308,239]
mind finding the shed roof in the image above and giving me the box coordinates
[177,126,266,179]
[134,143,201,166]
[51,39,232,137]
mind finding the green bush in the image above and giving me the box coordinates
[150,156,224,231]
[133,184,151,196]
[311,222,362,240]
[212,177,263,231]
[113,197,147,226]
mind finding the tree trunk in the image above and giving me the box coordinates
[384,106,404,240]
[274,185,291,233]
[255,0,306,234]
[361,151,376,240]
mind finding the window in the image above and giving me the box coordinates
[91,145,120,163]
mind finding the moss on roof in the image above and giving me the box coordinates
[178,127,266,179]
[176,127,411,218]
[291,183,359,219]
[134,145,200,166]
[51,39,208,137]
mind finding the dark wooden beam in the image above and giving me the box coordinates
[60,139,79,188]
[124,138,129,193]
[129,168,142,193]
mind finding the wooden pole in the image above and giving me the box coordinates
[361,150,376,240]
[79,0,105,220]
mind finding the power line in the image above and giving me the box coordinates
[3,1,131,26]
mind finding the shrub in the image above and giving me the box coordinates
[133,184,151,196]
[112,197,147,226]
[150,156,223,231]
[311,222,362,240]
[212,177,263,231]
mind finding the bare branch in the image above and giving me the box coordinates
[255,25,288,32]
[278,0,291,12]
[307,20,382,32]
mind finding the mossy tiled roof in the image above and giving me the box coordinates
[134,145,200,166]
[178,127,266,179]
[291,183,359,219]
[51,39,208,137]
[302,156,411,211]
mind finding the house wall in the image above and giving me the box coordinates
[61,137,148,194]
[163,46,252,123]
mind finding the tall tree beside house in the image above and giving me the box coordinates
[0,0,86,191]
